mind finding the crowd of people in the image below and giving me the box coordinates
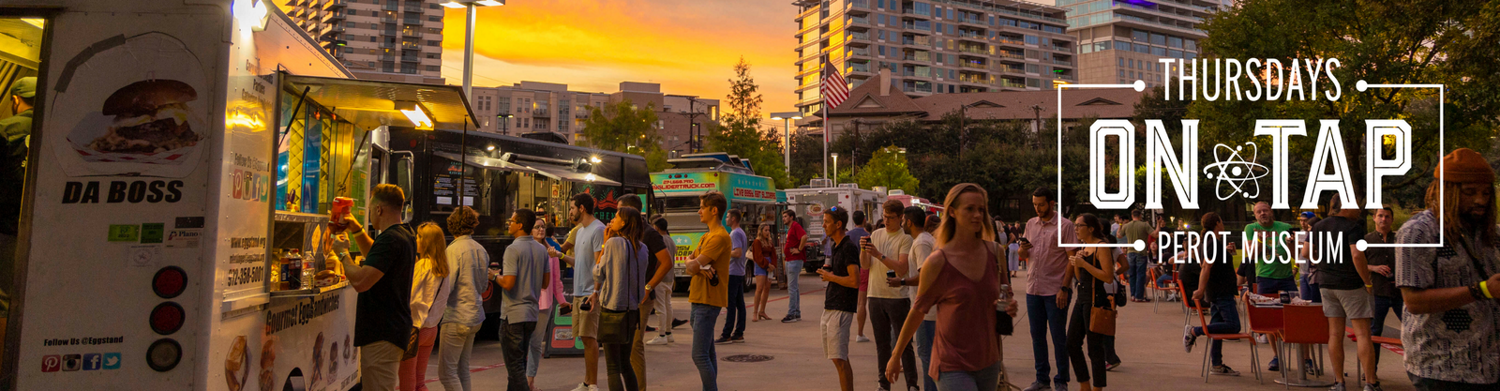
[321,148,1498,391]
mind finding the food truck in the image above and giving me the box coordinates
[651,153,776,287]
[781,179,886,272]
[0,1,476,390]
[886,190,943,215]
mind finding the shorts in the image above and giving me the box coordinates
[1320,287,1373,319]
[572,296,601,339]
[820,309,853,360]
[858,269,870,291]
[753,262,769,276]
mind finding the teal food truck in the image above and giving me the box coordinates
[651,153,776,287]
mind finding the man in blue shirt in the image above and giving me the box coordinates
[717,210,750,343]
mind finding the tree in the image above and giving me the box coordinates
[1188,0,1500,209]
[579,99,670,171]
[706,57,792,188]
[851,145,919,195]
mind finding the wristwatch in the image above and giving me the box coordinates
[646,284,654,293]
[1060,287,1073,295]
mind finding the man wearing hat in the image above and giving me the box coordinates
[1396,148,1500,390]
[0,76,35,316]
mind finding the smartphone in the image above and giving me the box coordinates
[886,270,897,279]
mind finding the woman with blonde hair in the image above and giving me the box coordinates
[886,183,1017,391]
[400,222,454,391]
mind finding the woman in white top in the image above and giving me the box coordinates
[399,222,455,391]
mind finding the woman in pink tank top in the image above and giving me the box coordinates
[885,183,1018,391]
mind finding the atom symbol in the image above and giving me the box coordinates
[1203,142,1269,201]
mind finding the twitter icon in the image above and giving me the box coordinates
[102,353,121,370]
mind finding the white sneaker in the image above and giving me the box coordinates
[1255,334,1269,344]
[856,335,871,343]
[647,335,671,345]
[571,383,597,391]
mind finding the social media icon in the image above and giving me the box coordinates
[102,353,121,370]
[82,353,102,371]
[61,354,81,371]
[41,355,61,372]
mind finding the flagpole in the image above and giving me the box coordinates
[822,101,829,181]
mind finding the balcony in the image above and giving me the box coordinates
[380,54,395,61]
[998,52,1025,60]
[382,1,397,11]
[403,6,423,13]
[849,63,870,73]
[1051,59,1072,66]
[960,62,987,70]
[998,65,1024,74]
[956,31,984,40]
[576,111,590,119]
[957,46,987,55]
[1051,45,1071,52]
[847,32,869,41]
[380,41,396,49]
[958,74,988,84]
[381,15,398,23]
[997,79,1026,89]
[849,17,870,26]
[402,29,422,38]
[400,41,419,50]
[533,109,551,117]
[327,0,346,9]
[996,37,1025,46]
[848,48,870,57]
[400,55,419,63]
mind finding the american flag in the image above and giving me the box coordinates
[820,61,849,142]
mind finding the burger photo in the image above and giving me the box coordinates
[87,79,200,154]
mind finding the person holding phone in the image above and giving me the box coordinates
[684,192,732,390]
[863,200,915,391]
[490,209,549,391]
[816,206,860,391]
[527,217,568,391]
[782,210,809,323]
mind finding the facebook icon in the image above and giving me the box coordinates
[82,353,102,371]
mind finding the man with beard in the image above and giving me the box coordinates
[1396,148,1500,390]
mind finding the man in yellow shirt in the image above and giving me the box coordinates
[684,191,731,390]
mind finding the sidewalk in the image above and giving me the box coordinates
[437,269,1415,390]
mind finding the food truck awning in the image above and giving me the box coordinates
[433,151,538,174]
[284,75,477,131]
[527,163,623,187]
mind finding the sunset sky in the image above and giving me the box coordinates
[438,0,800,117]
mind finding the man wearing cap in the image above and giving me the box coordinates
[0,76,36,311]
[1396,148,1500,390]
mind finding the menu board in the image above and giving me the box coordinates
[433,161,477,207]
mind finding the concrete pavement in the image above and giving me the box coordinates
[421,269,1415,390]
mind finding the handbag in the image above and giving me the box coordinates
[991,241,1015,336]
[1090,249,1119,335]
[597,241,643,345]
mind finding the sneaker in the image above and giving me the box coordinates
[1021,381,1052,391]
[671,318,689,329]
[1106,360,1122,371]
[1184,325,1197,353]
[1256,334,1269,344]
[1362,382,1383,391]
[1268,357,1280,372]
[856,335,871,343]
[1306,359,1320,376]
[570,383,597,391]
[1053,381,1068,391]
[731,337,745,343]
[781,316,800,323]
[646,325,658,332]
[646,335,671,345]
[714,336,733,344]
[1329,383,1346,391]
[1209,365,1240,376]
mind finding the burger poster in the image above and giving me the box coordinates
[44,32,209,178]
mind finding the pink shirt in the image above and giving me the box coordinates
[538,255,566,310]
[1024,215,1077,296]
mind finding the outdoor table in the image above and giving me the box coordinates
[1255,300,1333,388]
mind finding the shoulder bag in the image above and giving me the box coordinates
[597,241,639,345]
[1088,250,1119,336]
[990,241,1015,336]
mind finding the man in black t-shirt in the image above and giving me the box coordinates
[817,207,860,391]
[333,184,416,391]
[618,193,669,389]
[1312,197,1377,390]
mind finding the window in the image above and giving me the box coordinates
[1169,49,1182,58]
[947,24,955,34]
[425,65,439,72]
[1121,58,1127,68]
[1026,63,1039,73]
[1132,30,1148,42]
[936,23,943,33]
[1119,70,1125,77]
[913,2,930,16]
[1184,39,1197,51]
[1024,35,1038,45]
[1115,41,1130,51]
[1168,36,1182,48]
[1152,46,1166,56]
[947,8,954,19]
[878,0,885,8]
[1150,33,1165,46]
[1133,43,1149,53]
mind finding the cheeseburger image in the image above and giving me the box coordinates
[225,336,249,391]
[88,79,200,154]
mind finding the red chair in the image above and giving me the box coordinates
[1147,268,1178,313]
[1342,327,1405,384]
[1281,305,1331,390]
[1189,290,1264,383]
[1177,278,1207,325]
[1243,294,1284,385]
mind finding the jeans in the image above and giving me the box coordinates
[936,360,1002,391]
[691,303,722,390]
[1256,277,1298,296]
[360,341,403,391]
[1370,295,1403,337]
[1299,274,1322,303]
[631,305,648,389]
[1026,294,1070,384]
[785,260,803,318]
[602,310,640,391]
[1127,253,1148,299]
[1408,372,1500,391]
[1157,273,1174,288]
[1066,287,1106,388]
[439,323,481,391]
[1193,295,1240,366]
[869,297,918,390]
[500,320,537,391]
[915,320,937,391]
[721,275,747,339]
[398,327,438,391]
[527,309,552,377]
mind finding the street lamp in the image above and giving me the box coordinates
[771,111,802,177]
[441,0,505,99]
[830,153,839,187]
[497,113,513,135]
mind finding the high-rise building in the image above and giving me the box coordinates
[469,81,719,155]
[283,0,446,84]
[793,0,1077,117]
[1058,0,1230,86]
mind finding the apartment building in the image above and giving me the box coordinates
[1059,0,1230,86]
[793,0,1077,117]
[468,81,719,156]
[283,0,446,84]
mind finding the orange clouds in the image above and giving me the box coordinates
[439,0,799,115]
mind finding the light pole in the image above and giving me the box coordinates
[770,111,801,177]
[497,113,513,135]
[830,153,839,186]
[441,0,505,99]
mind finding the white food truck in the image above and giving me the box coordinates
[0,1,477,390]
[780,179,886,272]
